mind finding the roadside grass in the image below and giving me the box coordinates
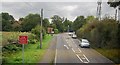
[2,32,33,46]
[0,32,2,65]
[0,32,2,46]
[95,48,120,64]
[3,34,53,63]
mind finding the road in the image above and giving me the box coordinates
[54,33,114,65]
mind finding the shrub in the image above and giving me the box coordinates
[2,32,37,55]
[28,39,37,44]
[54,29,59,34]
[2,43,22,53]
[31,25,46,40]
[76,19,119,49]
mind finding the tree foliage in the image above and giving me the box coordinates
[73,16,86,32]
[51,15,64,32]
[31,25,46,39]
[76,18,119,49]
[43,18,50,31]
[86,16,95,23]
[107,0,120,9]
[21,13,41,32]
[63,18,73,32]
[1,12,15,31]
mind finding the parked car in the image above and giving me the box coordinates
[79,39,90,48]
[72,34,77,39]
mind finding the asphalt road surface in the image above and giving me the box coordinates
[54,33,114,65]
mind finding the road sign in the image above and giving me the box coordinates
[19,36,28,44]
[19,36,28,64]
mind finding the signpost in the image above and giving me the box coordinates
[19,36,28,64]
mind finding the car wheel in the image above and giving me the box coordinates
[81,46,83,48]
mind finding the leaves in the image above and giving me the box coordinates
[107,0,120,8]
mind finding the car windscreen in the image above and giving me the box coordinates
[82,41,88,43]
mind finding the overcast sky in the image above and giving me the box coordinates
[1,0,116,21]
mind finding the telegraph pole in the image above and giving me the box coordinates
[115,6,118,21]
[68,25,69,32]
[40,8,43,49]
[97,0,102,21]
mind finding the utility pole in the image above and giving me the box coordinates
[68,25,69,32]
[115,6,118,21]
[40,8,43,49]
[97,0,102,21]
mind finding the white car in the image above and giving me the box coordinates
[79,39,90,48]
[72,34,77,39]
[68,32,73,36]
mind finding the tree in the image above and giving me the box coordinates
[50,23,56,29]
[86,16,95,23]
[63,18,73,32]
[43,18,50,31]
[107,0,120,9]
[1,12,15,31]
[19,18,24,21]
[73,16,86,32]
[21,13,41,32]
[51,15,64,32]
[31,25,46,39]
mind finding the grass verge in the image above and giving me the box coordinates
[3,34,53,63]
[95,48,120,64]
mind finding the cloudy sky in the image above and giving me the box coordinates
[1,0,116,21]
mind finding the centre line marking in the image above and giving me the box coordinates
[54,49,57,64]
[75,44,77,47]
[72,48,75,52]
[76,54,83,62]
[67,41,69,43]
[83,54,90,63]
[64,45,69,49]
[69,44,71,47]
[78,48,81,52]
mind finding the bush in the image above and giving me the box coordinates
[2,32,37,56]
[2,43,22,53]
[76,19,119,49]
[31,25,46,40]
[28,39,37,44]
[54,29,59,34]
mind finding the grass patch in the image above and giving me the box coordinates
[2,32,34,46]
[95,48,120,64]
[3,34,53,63]
[0,32,2,46]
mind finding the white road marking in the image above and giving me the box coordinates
[66,40,68,42]
[78,40,81,43]
[76,54,83,62]
[72,39,74,42]
[72,48,75,52]
[69,44,71,47]
[67,41,69,43]
[54,49,57,64]
[71,39,77,47]
[83,54,90,63]
[78,48,81,52]
[75,44,77,47]
[82,57,86,59]
[84,62,89,63]
[64,45,69,49]
[73,41,75,43]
